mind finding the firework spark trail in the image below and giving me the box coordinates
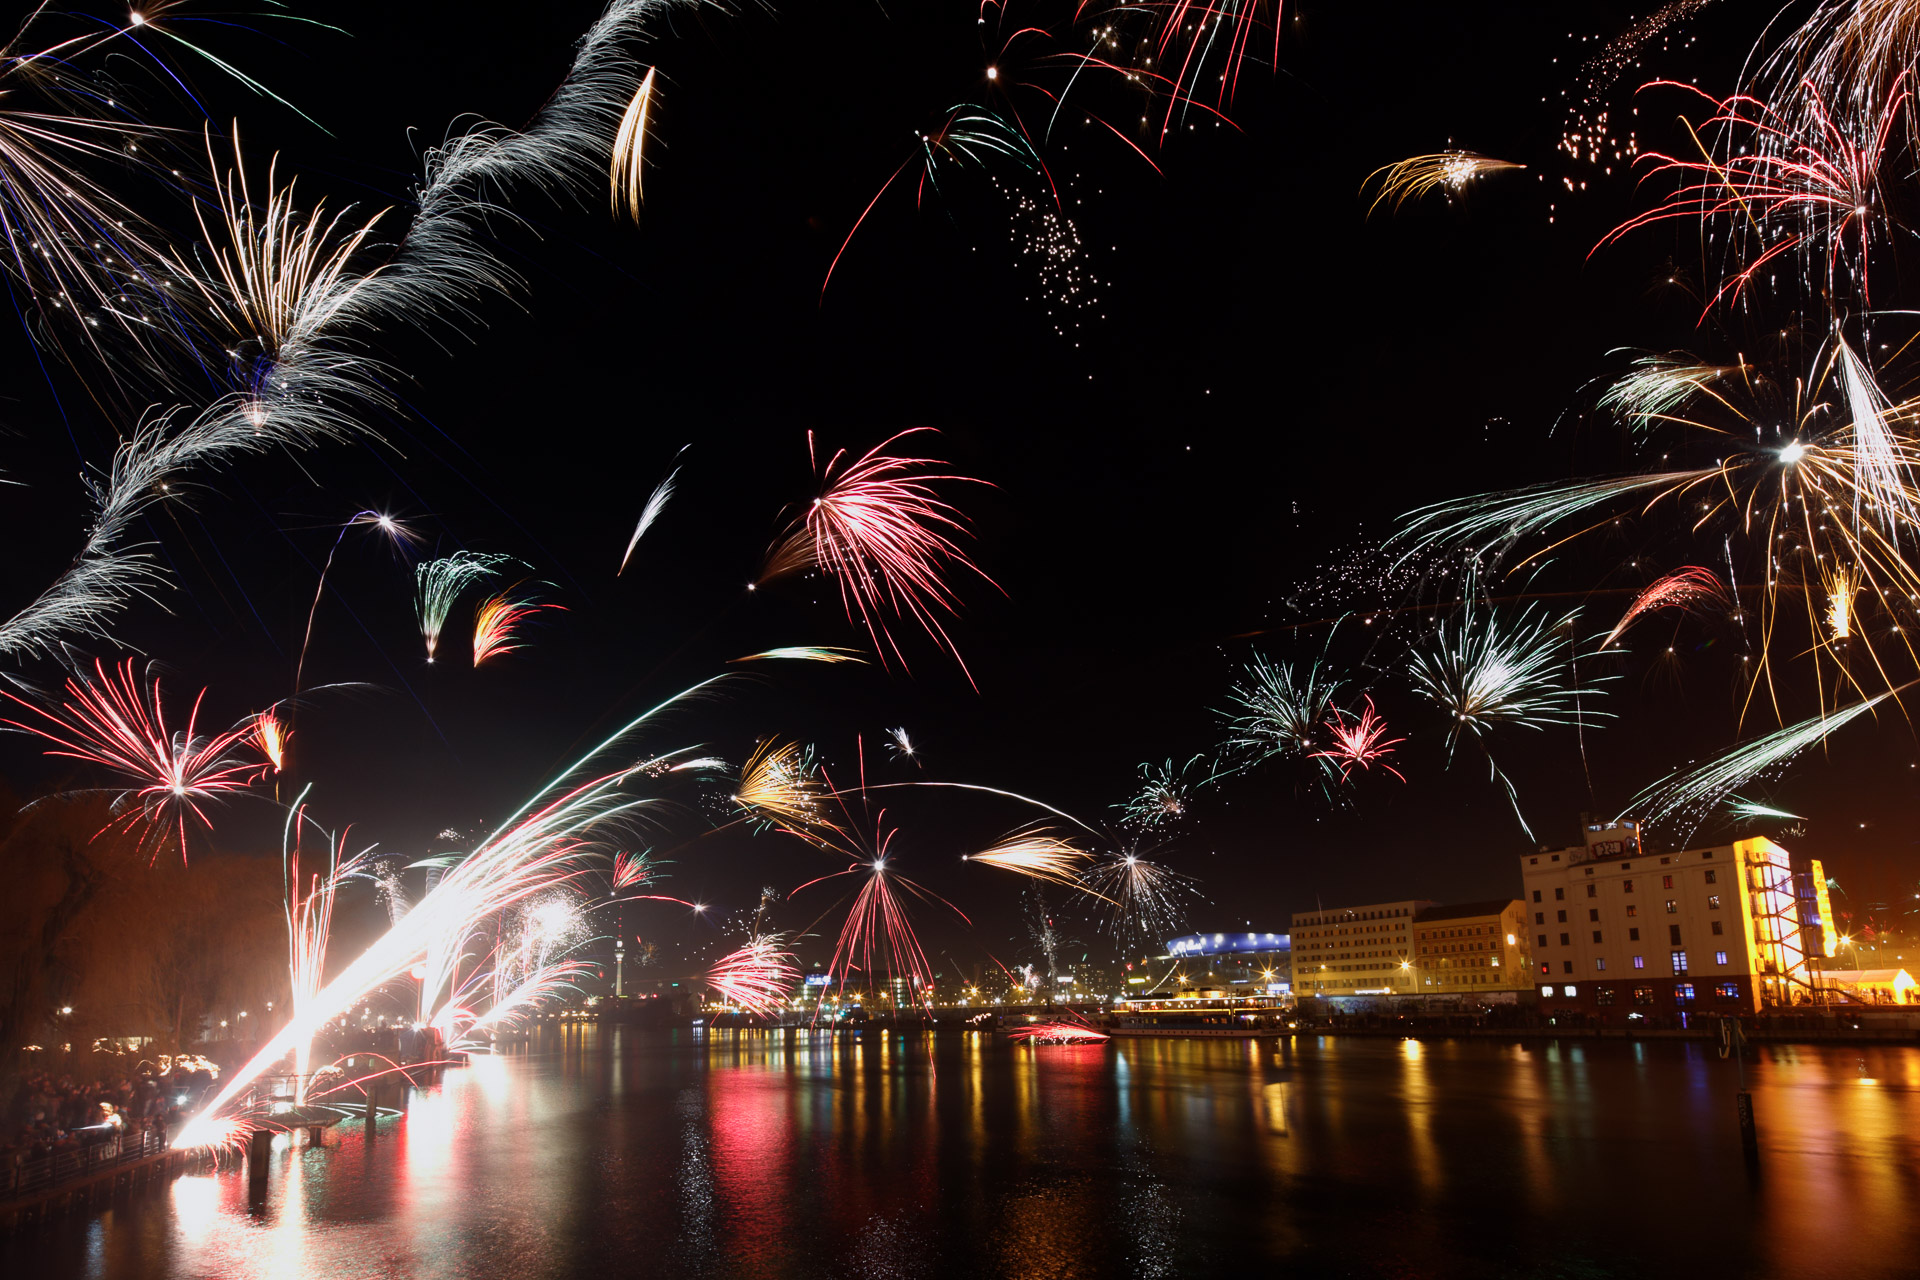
[610,65,655,221]
[472,590,564,666]
[963,827,1095,890]
[1219,654,1339,762]
[706,934,800,1017]
[887,726,918,762]
[1308,696,1406,783]
[759,429,995,683]
[172,674,731,1146]
[619,448,683,573]
[1393,470,1715,560]
[283,797,369,1102]
[1601,566,1725,649]
[1596,354,1740,431]
[728,647,866,664]
[1596,78,1905,313]
[1560,0,1711,168]
[1007,1020,1109,1044]
[1727,797,1805,821]
[612,848,654,889]
[414,552,516,663]
[1631,680,1913,830]
[460,960,597,1043]
[0,658,261,859]
[1837,340,1916,536]
[1114,757,1202,829]
[0,1,684,664]
[251,707,289,773]
[1362,152,1524,215]
[733,739,838,843]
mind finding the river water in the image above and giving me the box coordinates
[7,1027,1919,1279]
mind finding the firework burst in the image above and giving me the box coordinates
[1601,567,1726,650]
[414,553,515,663]
[733,739,837,842]
[963,827,1094,890]
[1309,697,1407,783]
[1220,654,1339,763]
[0,659,260,860]
[1363,151,1525,215]
[472,589,564,666]
[758,429,995,681]
[707,934,800,1017]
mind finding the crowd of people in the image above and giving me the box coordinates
[2,1058,215,1174]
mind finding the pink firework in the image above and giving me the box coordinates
[707,935,801,1018]
[0,659,259,859]
[795,825,970,1010]
[1308,697,1406,784]
[472,590,565,666]
[760,430,995,682]
[1007,1019,1110,1045]
[1598,78,1906,314]
[612,849,653,890]
[1601,566,1725,649]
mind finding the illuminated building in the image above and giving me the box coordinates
[1159,930,1291,993]
[1520,819,1837,1021]
[1290,900,1426,997]
[1411,900,1534,994]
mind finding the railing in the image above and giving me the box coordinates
[2,1126,172,1203]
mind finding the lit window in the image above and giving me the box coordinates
[1539,963,1549,975]
[1563,985,1577,997]
[1662,875,1674,889]
[1671,951,1688,975]
[1623,880,1634,893]
[1594,958,1606,971]
[1714,982,1739,999]
[1596,987,1616,1006]
[1674,983,1695,1003]
[1626,905,1637,918]
[1632,956,1645,970]
[1540,984,1554,997]
[1714,951,1728,965]
[1632,986,1654,1005]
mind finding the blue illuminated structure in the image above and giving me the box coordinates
[1165,931,1290,958]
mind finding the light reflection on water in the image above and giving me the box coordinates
[7,1028,1920,1279]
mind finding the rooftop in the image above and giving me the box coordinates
[1414,899,1520,924]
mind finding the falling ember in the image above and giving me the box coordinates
[472,590,564,666]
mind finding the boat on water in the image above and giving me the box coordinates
[1106,988,1293,1038]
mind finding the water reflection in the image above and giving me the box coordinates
[7,1030,1920,1279]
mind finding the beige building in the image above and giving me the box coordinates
[1411,900,1534,993]
[1520,819,1828,1021]
[1290,900,1427,998]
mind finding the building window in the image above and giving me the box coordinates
[1563,961,1574,975]
[1628,927,1640,941]
[1662,875,1674,889]
[1711,921,1724,936]
[1671,950,1688,974]
[1559,933,1570,946]
[1539,963,1550,975]
[1554,888,1565,900]
[1674,983,1695,1003]
[1704,869,1717,885]
[1625,904,1637,918]
[1532,889,1541,902]
[1669,925,1682,946]
[1714,982,1740,999]
[1623,879,1634,893]
[1632,955,1645,970]
[1594,957,1607,971]
[1596,987,1616,1005]
[1586,884,1597,898]
[1535,912,1544,925]
[1589,909,1600,922]
[1714,951,1728,965]
[1665,900,1678,914]
[1540,984,1553,996]
[1557,910,1567,923]
[1563,985,1577,997]
[1537,934,1548,948]
[1592,931,1603,944]
[1708,895,1721,910]
[1632,986,1654,1005]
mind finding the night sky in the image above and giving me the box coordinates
[3,2,1917,975]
